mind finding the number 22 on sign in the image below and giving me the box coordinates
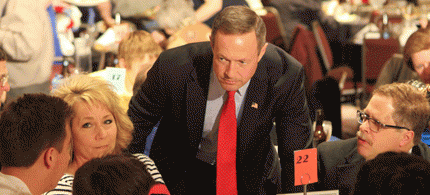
[294,148,318,186]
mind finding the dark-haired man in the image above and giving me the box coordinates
[0,94,73,195]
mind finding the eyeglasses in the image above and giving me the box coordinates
[356,110,410,132]
[0,74,8,87]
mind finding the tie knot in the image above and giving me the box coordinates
[227,91,236,98]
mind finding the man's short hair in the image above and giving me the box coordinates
[353,152,430,195]
[118,30,163,67]
[0,93,73,167]
[372,83,430,143]
[211,5,266,51]
[404,26,430,70]
[73,154,156,195]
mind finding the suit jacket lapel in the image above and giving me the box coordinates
[339,142,365,168]
[237,59,270,148]
[332,143,365,193]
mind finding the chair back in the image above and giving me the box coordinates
[289,24,324,91]
[260,6,288,50]
[361,32,400,103]
[312,20,333,71]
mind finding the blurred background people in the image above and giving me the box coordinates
[97,0,161,29]
[313,82,430,195]
[91,30,163,110]
[73,154,170,195]
[353,151,430,195]
[0,0,58,103]
[193,0,249,27]
[269,0,339,51]
[44,74,165,195]
[116,30,162,98]
[375,25,430,89]
[0,94,73,195]
[147,0,212,49]
[0,49,10,109]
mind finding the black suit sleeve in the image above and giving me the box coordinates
[275,52,313,192]
[127,54,168,154]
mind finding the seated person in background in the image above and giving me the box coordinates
[352,151,430,195]
[73,154,170,195]
[0,94,73,195]
[117,30,162,95]
[151,0,212,49]
[44,74,165,195]
[312,82,430,195]
[1,0,56,104]
[0,49,11,110]
[269,0,339,51]
[375,25,430,89]
[91,30,163,110]
[96,0,161,29]
[192,0,249,27]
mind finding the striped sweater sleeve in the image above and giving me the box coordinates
[42,174,74,195]
[43,153,165,194]
[132,153,165,184]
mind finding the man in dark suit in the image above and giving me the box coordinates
[128,5,311,194]
[314,83,430,195]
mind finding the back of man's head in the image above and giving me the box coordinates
[353,151,430,195]
[73,154,158,195]
[118,30,163,68]
[0,93,73,167]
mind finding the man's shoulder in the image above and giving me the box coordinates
[417,141,430,161]
[0,173,32,195]
[387,54,405,67]
[153,42,212,75]
[260,43,303,73]
[160,42,212,59]
[318,138,358,157]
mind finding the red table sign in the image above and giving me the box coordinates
[294,148,318,186]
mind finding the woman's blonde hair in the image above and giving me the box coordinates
[51,74,133,154]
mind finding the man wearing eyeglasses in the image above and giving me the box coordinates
[0,49,10,109]
[311,82,430,195]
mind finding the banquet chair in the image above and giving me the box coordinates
[311,20,356,101]
[260,6,288,51]
[289,24,323,91]
[289,24,343,139]
[361,32,400,108]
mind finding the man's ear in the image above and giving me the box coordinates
[117,58,126,69]
[209,35,214,49]
[399,130,415,147]
[43,148,57,169]
[257,43,269,62]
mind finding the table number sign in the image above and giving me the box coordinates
[294,148,318,186]
[91,67,126,95]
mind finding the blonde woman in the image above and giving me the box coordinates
[44,74,166,194]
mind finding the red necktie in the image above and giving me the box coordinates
[216,91,237,195]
